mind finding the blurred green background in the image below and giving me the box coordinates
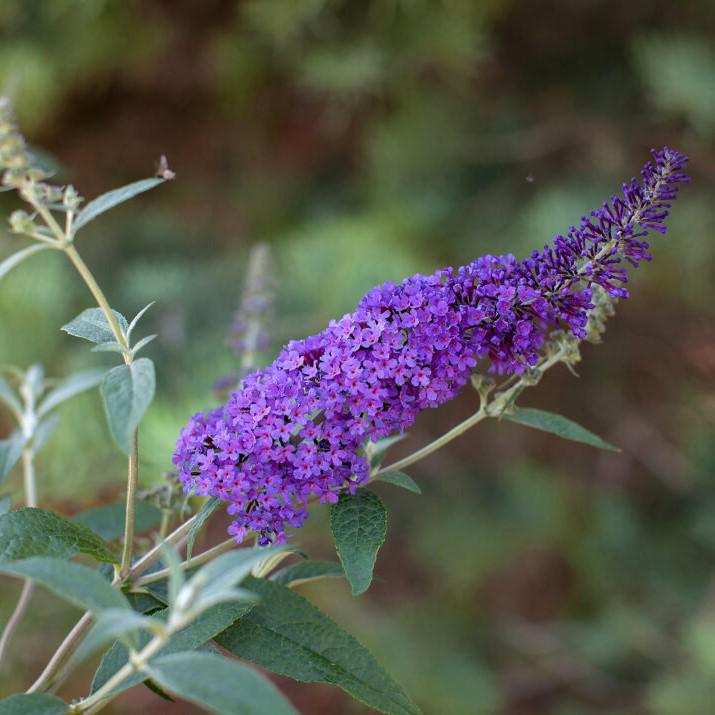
[1,1,714,713]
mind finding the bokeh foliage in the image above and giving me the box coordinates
[1,1,714,713]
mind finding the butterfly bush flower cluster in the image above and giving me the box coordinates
[174,148,689,544]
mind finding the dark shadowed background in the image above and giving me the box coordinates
[1,1,714,713]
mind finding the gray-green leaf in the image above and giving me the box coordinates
[92,601,254,696]
[216,578,420,715]
[0,494,11,515]
[0,432,25,484]
[0,375,22,419]
[37,369,105,417]
[147,651,297,715]
[31,415,60,456]
[0,693,67,715]
[186,497,220,559]
[72,501,162,541]
[0,508,118,563]
[330,490,387,596]
[73,177,166,232]
[100,357,155,453]
[0,243,54,282]
[271,560,344,587]
[62,308,128,344]
[505,407,619,452]
[0,557,129,612]
[375,471,421,495]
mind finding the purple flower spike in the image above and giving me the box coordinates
[174,148,689,545]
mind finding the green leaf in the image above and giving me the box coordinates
[0,693,67,715]
[0,375,22,419]
[505,407,620,452]
[72,501,162,541]
[0,494,11,515]
[127,301,155,341]
[0,508,118,563]
[147,651,297,715]
[186,497,220,559]
[90,341,126,354]
[31,415,60,456]
[100,357,155,453]
[37,369,105,417]
[369,434,407,467]
[0,243,54,282]
[271,560,344,587]
[0,557,129,612]
[61,308,128,344]
[131,334,157,355]
[217,578,420,715]
[91,601,254,696]
[73,177,167,232]
[375,471,421,495]
[74,608,161,664]
[330,490,387,596]
[0,432,25,484]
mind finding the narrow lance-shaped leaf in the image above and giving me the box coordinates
[375,471,421,495]
[0,433,25,485]
[101,357,155,453]
[146,652,297,715]
[0,243,54,282]
[186,497,220,559]
[62,308,128,345]
[0,693,68,715]
[216,577,421,715]
[0,508,118,563]
[0,557,130,612]
[73,177,167,232]
[505,407,620,452]
[330,489,387,596]
[0,375,22,419]
[271,560,344,588]
[37,368,106,417]
[31,415,60,456]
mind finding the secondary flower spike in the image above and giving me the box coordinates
[174,148,689,545]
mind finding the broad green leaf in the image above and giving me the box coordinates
[61,308,128,344]
[0,375,22,418]
[505,407,619,452]
[74,608,162,664]
[330,490,387,595]
[0,693,67,715]
[0,243,54,281]
[73,177,166,232]
[0,494,11,515]
[217,578,420,715]
[100,357,155,452]
[271,560,344,587]
[375,471,421,495]
[186,497,220,559]
[147,651,297,715]
[91,601,254,696]
[72,501,162,541]
[37,369,105,417]
[0,432,25,484]
[0,508,118,563]
[31,414,60,456]
[0,557,129,612]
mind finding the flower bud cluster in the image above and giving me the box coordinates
[174,148,689,544]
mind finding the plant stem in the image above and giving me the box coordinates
[26,612,95,693]
[133,537,238,587]
[119,431,139,578]
[128,513,199,579]
[75,631,167,714]
[0,447,37,664]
